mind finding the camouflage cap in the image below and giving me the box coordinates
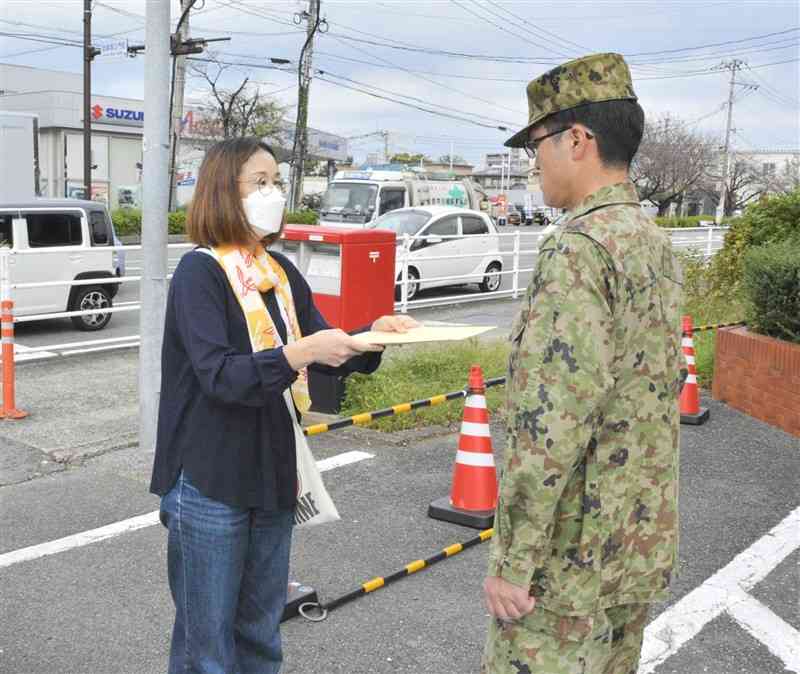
[504,52,637,148]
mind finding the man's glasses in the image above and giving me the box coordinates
[522,126,573,159]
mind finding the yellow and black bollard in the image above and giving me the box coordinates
[296,529,494,621]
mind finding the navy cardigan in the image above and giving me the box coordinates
[149,249,381,510]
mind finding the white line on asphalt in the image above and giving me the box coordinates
[726,589,800,671]
[0,450,374,570]
[638,506,800,673]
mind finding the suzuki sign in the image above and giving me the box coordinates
[90,102,144,127]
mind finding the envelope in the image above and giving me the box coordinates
[354,325,496,345]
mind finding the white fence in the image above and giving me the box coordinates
[0,226,727,361]
[394,226,728,313]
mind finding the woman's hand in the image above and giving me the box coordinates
[284,329,383,369]
[371,314,420,333]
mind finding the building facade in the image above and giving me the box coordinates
[0,62,348,210]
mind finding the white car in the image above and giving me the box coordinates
[369,206,504,301]
[0,199,120,330]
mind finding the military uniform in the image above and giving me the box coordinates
[483,54,686,674]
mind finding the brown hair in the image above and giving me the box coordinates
[186,137,284,248]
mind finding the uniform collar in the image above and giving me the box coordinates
[565,181,641,223]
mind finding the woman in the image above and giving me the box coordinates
[150,137,416,674]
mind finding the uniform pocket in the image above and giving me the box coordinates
[519,607,596,644]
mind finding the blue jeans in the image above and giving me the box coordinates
[159,471,294,674]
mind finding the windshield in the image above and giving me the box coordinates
[368,209,431,236]
[320,183,378,214]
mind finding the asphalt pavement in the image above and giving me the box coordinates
[1,270,796,674]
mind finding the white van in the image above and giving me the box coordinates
[0,199,120,331]
[319,169,487,229]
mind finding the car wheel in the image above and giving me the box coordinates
[70,285,113,331]
[395,268,420,301]
[479,262,502,292]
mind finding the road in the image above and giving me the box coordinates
[11,225,724,357]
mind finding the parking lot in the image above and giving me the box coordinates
[1,295,797,674]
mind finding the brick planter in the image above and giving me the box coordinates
[712,326,800,437]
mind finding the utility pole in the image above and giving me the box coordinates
[83,0,100,199]
[139,1,171,455]
[168,0,192,212]
[449,141,454,174]
[383,130,389,164]
[289,0,323,211]
[715,59,744,224]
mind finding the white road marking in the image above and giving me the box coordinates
[8,342,57,362]
[0,450,374,570]
[638,506,800,673]
[727,590,800,671]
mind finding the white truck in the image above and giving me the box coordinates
[318,168,487,228]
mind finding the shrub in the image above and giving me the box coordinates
[110,208,141,236]
[285,209,319,225]
[711,189,800,294]
[110,209,186,236]
[655,215,716,228]
[742,241,800,344]
[167,210,186,235]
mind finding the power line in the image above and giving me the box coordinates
[314,75,511,131]
[315,69,517,126]
[449,0,573,58]
[327,31,528,116]
[481,0,589,55]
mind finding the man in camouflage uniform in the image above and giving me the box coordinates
[482,53,686,674]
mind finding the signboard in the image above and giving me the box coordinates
[95,39,129,60]
[90,102,144,127]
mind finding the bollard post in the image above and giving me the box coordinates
[706,226,713,259]
[511,230,521,299]
[0,251,28,420]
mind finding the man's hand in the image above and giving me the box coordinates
[371,314,420,333]
[483,576,536,620]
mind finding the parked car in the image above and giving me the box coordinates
[0,199,120,330]
[507,210,522,226]
[368,206,504,301]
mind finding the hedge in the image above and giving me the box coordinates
[654,215,734,228]
[742,241,800,344]
[111,208,318,235]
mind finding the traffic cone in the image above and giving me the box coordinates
[428,365,497,529]
[680,315,710,425]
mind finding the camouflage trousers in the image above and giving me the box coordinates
[481,603,649,674]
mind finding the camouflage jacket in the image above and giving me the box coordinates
[488,182,685,615]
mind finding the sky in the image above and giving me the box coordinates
[1,0,798,167]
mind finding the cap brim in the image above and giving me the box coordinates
[504,123,533,148]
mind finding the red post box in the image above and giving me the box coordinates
[272,225,397,412]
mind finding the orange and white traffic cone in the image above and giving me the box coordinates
[680,315,709,425]
[428,365,497,529]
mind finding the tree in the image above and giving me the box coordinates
[438,154,467,165]
[188,55,287,143]
[701,153,790,216]
[390,152,429,166]
[631,113,719,215]
[777,156,800,193]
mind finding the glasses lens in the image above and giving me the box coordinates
[258,181,275,197]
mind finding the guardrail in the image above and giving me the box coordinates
[393,226,728,313]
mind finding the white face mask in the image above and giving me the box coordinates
[242,188,286,237]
